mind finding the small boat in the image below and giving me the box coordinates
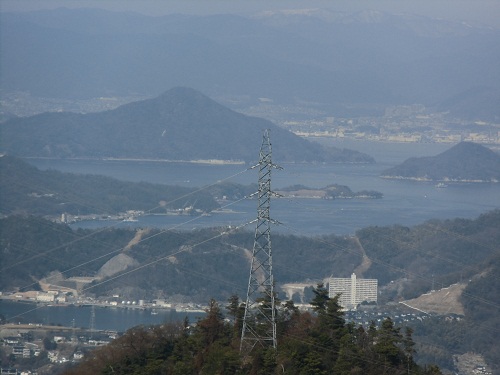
[435,182,448,188]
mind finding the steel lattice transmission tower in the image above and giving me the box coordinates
[240,129,281,355]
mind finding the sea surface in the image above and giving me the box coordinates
[28,139,500,236]
[0,300,204,332]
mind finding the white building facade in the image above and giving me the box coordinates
[329,273,377,310]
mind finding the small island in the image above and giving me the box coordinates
[276,184,383,199]
[381,142,500,183]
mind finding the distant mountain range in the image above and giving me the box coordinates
[381,142,500,182]
[0,87,374,163]
[1,8,499,119]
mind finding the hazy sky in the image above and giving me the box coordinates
[2,0,500,27]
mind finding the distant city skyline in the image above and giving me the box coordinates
[2,0,500,27]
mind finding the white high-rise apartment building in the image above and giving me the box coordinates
[329,273,377,310]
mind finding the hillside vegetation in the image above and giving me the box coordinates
[64,291,443,375]
[356,209,500,299]
[0,154,218,216]
[1,211,499,372]
[2,211,498,304]
[0,88,374,163]
[381,142,500,182]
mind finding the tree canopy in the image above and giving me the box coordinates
[65,287,442,375]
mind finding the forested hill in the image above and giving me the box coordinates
[0,154,218,216]
[0,87,374,163]
[381,142,500,182]
[64,295,443,375]
[2,210,499,305]
[2,211,499,372]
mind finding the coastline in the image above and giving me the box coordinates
[0,297,207,315]
[24,156,245,165]
[380,175,499,183]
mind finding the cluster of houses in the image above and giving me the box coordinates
[46,349,83,364]
[0,330,111,374]
[2,337,41,359]
[1,336,42,375]
[0,369,37,375]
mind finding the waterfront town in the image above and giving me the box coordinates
[242,101,500,148]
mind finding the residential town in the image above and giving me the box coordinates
[275,105,500,147]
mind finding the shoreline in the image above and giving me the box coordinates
[23,156,245,165]
[380,175,499,183]
[0,297,207,314]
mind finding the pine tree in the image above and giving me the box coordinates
[197,299,226,347]
[374,317,405,373]
[310,283,329,313]
[226,294,245,339]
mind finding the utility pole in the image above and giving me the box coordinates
[71,318,77,343]
[240,129,281,356]
[89,305,96,340]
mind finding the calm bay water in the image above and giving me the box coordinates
[28,140,500,236]
[0,300,204,332]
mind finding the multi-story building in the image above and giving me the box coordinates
[329,273,377,310]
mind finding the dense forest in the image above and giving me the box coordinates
[0,215,358,300]
[459,253,500,373]
[0,215,136,289]
[2,210,499,306]
[64,288,442,375]
[0,155,219,216]
[356,210,500,299]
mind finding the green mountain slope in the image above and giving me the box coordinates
[0,154,218,216]
[2,210,499,304]
[381,142,500,182]
[0,87,374,163]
